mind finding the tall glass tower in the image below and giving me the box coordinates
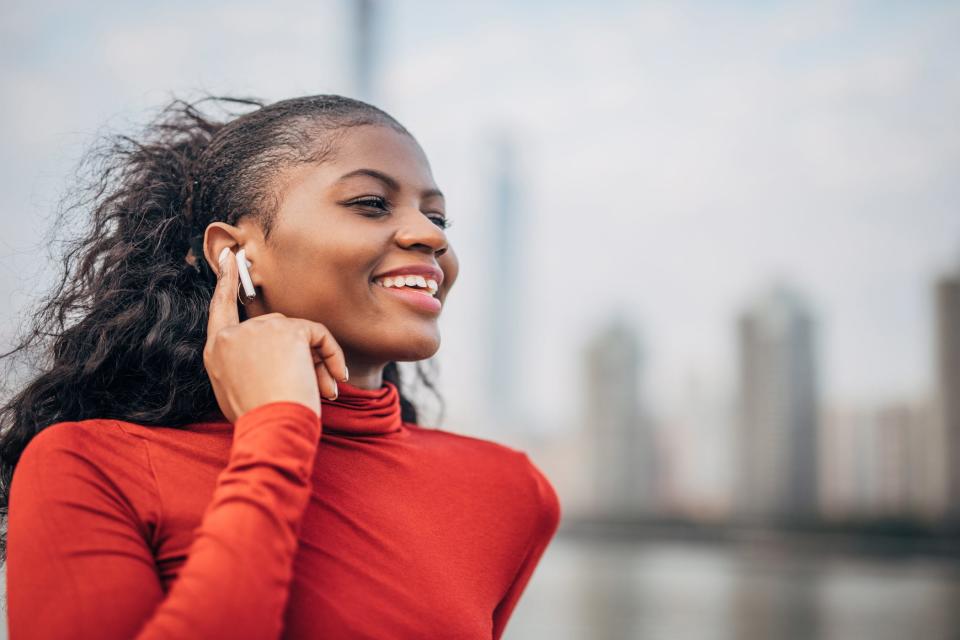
[736,283,820,524]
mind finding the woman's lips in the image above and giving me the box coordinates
[375,284,442,314]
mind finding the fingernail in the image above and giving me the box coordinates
[342,366,349,382]
[330,382,338,400]
[218,247,230,270]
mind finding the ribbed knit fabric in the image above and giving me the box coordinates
[7,380,561,639]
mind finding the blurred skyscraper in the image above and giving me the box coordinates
[820,399,940,520]
[736,284,819,524]
[935,268,960,524]
[583,315,659,517]
[874,401,942,518]
[351,0,378,102]
[487,134,524,430]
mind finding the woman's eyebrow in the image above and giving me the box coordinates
[337,168,444,199]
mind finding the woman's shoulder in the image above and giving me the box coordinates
[23,414,231,463]
[15,417,166,496]
[22,417,146,462]
[12,418,162,526]
[405,421,530,461]
[405,422,562,525]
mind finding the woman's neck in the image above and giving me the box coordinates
[342,359,384,390]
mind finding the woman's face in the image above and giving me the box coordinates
[235,124,458,369]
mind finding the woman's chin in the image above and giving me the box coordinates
[384,332,441,362]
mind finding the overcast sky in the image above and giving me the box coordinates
[1,0,958,436]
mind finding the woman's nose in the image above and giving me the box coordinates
[395,209,448,257]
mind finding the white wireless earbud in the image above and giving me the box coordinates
[236,248,256,299]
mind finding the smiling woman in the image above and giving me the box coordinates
[0,95,560,639]
[210,119,458,388]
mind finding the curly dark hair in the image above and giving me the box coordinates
[0,95,445,563]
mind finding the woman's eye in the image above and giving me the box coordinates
[349,197,391,219]
[429,215,452,230]
[350,197,451,230]
[352,197,389,212]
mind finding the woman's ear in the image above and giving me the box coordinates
[203,222,245,278]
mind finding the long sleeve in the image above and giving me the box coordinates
[6,401,321,640]
[491,454,562,640]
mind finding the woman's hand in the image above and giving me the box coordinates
[203,247,348,423]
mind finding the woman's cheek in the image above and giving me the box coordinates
[439,247,459,296]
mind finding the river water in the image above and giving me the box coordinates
[505,533,960,640]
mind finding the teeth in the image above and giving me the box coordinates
[374,274,439,296]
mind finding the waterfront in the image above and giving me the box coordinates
[506,531,960,640]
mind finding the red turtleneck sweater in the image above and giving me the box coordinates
[7,381,561,639]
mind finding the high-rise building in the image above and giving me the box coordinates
[821,400,940,520]
[935,269,960,523]
[583,315,658,517]
[875,401,942,519]
[487,134,524,430]
[351,0,377,102]
[736,283,819,524]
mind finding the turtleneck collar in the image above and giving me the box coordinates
[319,379,405,436]
[196,380,405,437]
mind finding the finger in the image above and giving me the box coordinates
[310,349,337,400]
[206,247,241,339]
[295,320,349,383]
[315,361,339,401]
[311,347,339,400]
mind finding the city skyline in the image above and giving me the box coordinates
[553,267,956,524]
